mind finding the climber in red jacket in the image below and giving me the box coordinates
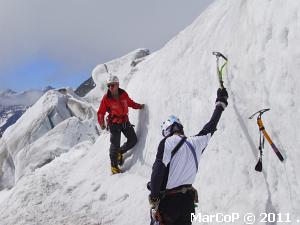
[97,75,144,174]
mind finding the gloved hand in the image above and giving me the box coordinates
[101,124,106,130]
[148,194,160,209]
[140,104,145,109]
[146,181,151,191]
[215,88,228,109]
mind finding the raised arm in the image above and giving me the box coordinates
[197,88,228,136]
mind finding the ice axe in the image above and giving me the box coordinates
[249,108,284,172]
[212,51,228,89]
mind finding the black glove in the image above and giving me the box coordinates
[148,194,160,208]
[215,88,228,109]
[147,181,151,191]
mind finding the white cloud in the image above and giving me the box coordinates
[0,0,213,81]
[0,90,44,106]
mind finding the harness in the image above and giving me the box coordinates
[106,114,128,125]
[165,184,194,195]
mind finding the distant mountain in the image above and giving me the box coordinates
[0,88,53,107]
[0,89,17,96]
[74,77,96,97]
[0,87,54,137]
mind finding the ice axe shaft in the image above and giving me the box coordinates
[212,51,228,89]
[257,118,284,161]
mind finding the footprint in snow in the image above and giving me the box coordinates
[114,194,129,202]
[93,184,101,192]
[99,193,108,201]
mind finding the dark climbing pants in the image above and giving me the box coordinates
[158,192,195,225]
[109,122,137,166]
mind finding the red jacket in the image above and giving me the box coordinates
[97,88,142,127]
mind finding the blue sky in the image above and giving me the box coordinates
[1,57,88,91]
[0,0,214,92]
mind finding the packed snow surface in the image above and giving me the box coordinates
[1,0,300,224]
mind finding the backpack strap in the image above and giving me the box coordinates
[171,136,187,159]
[170,136,199,172]
[185,140,199,172]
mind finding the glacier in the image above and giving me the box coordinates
[0,0,300,224]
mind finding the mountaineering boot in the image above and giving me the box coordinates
[111,166,122,174]
[117,152,124,166]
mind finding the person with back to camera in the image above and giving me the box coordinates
[148,87,228,225]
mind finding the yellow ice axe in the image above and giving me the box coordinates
[249,108,284,172]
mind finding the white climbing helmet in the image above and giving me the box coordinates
[106,75,119,85]
[161,115,183,137]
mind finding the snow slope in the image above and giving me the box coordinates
[1,0,300,224]
[0,88,100,190]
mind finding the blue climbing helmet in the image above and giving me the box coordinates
[161,115,184,137]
